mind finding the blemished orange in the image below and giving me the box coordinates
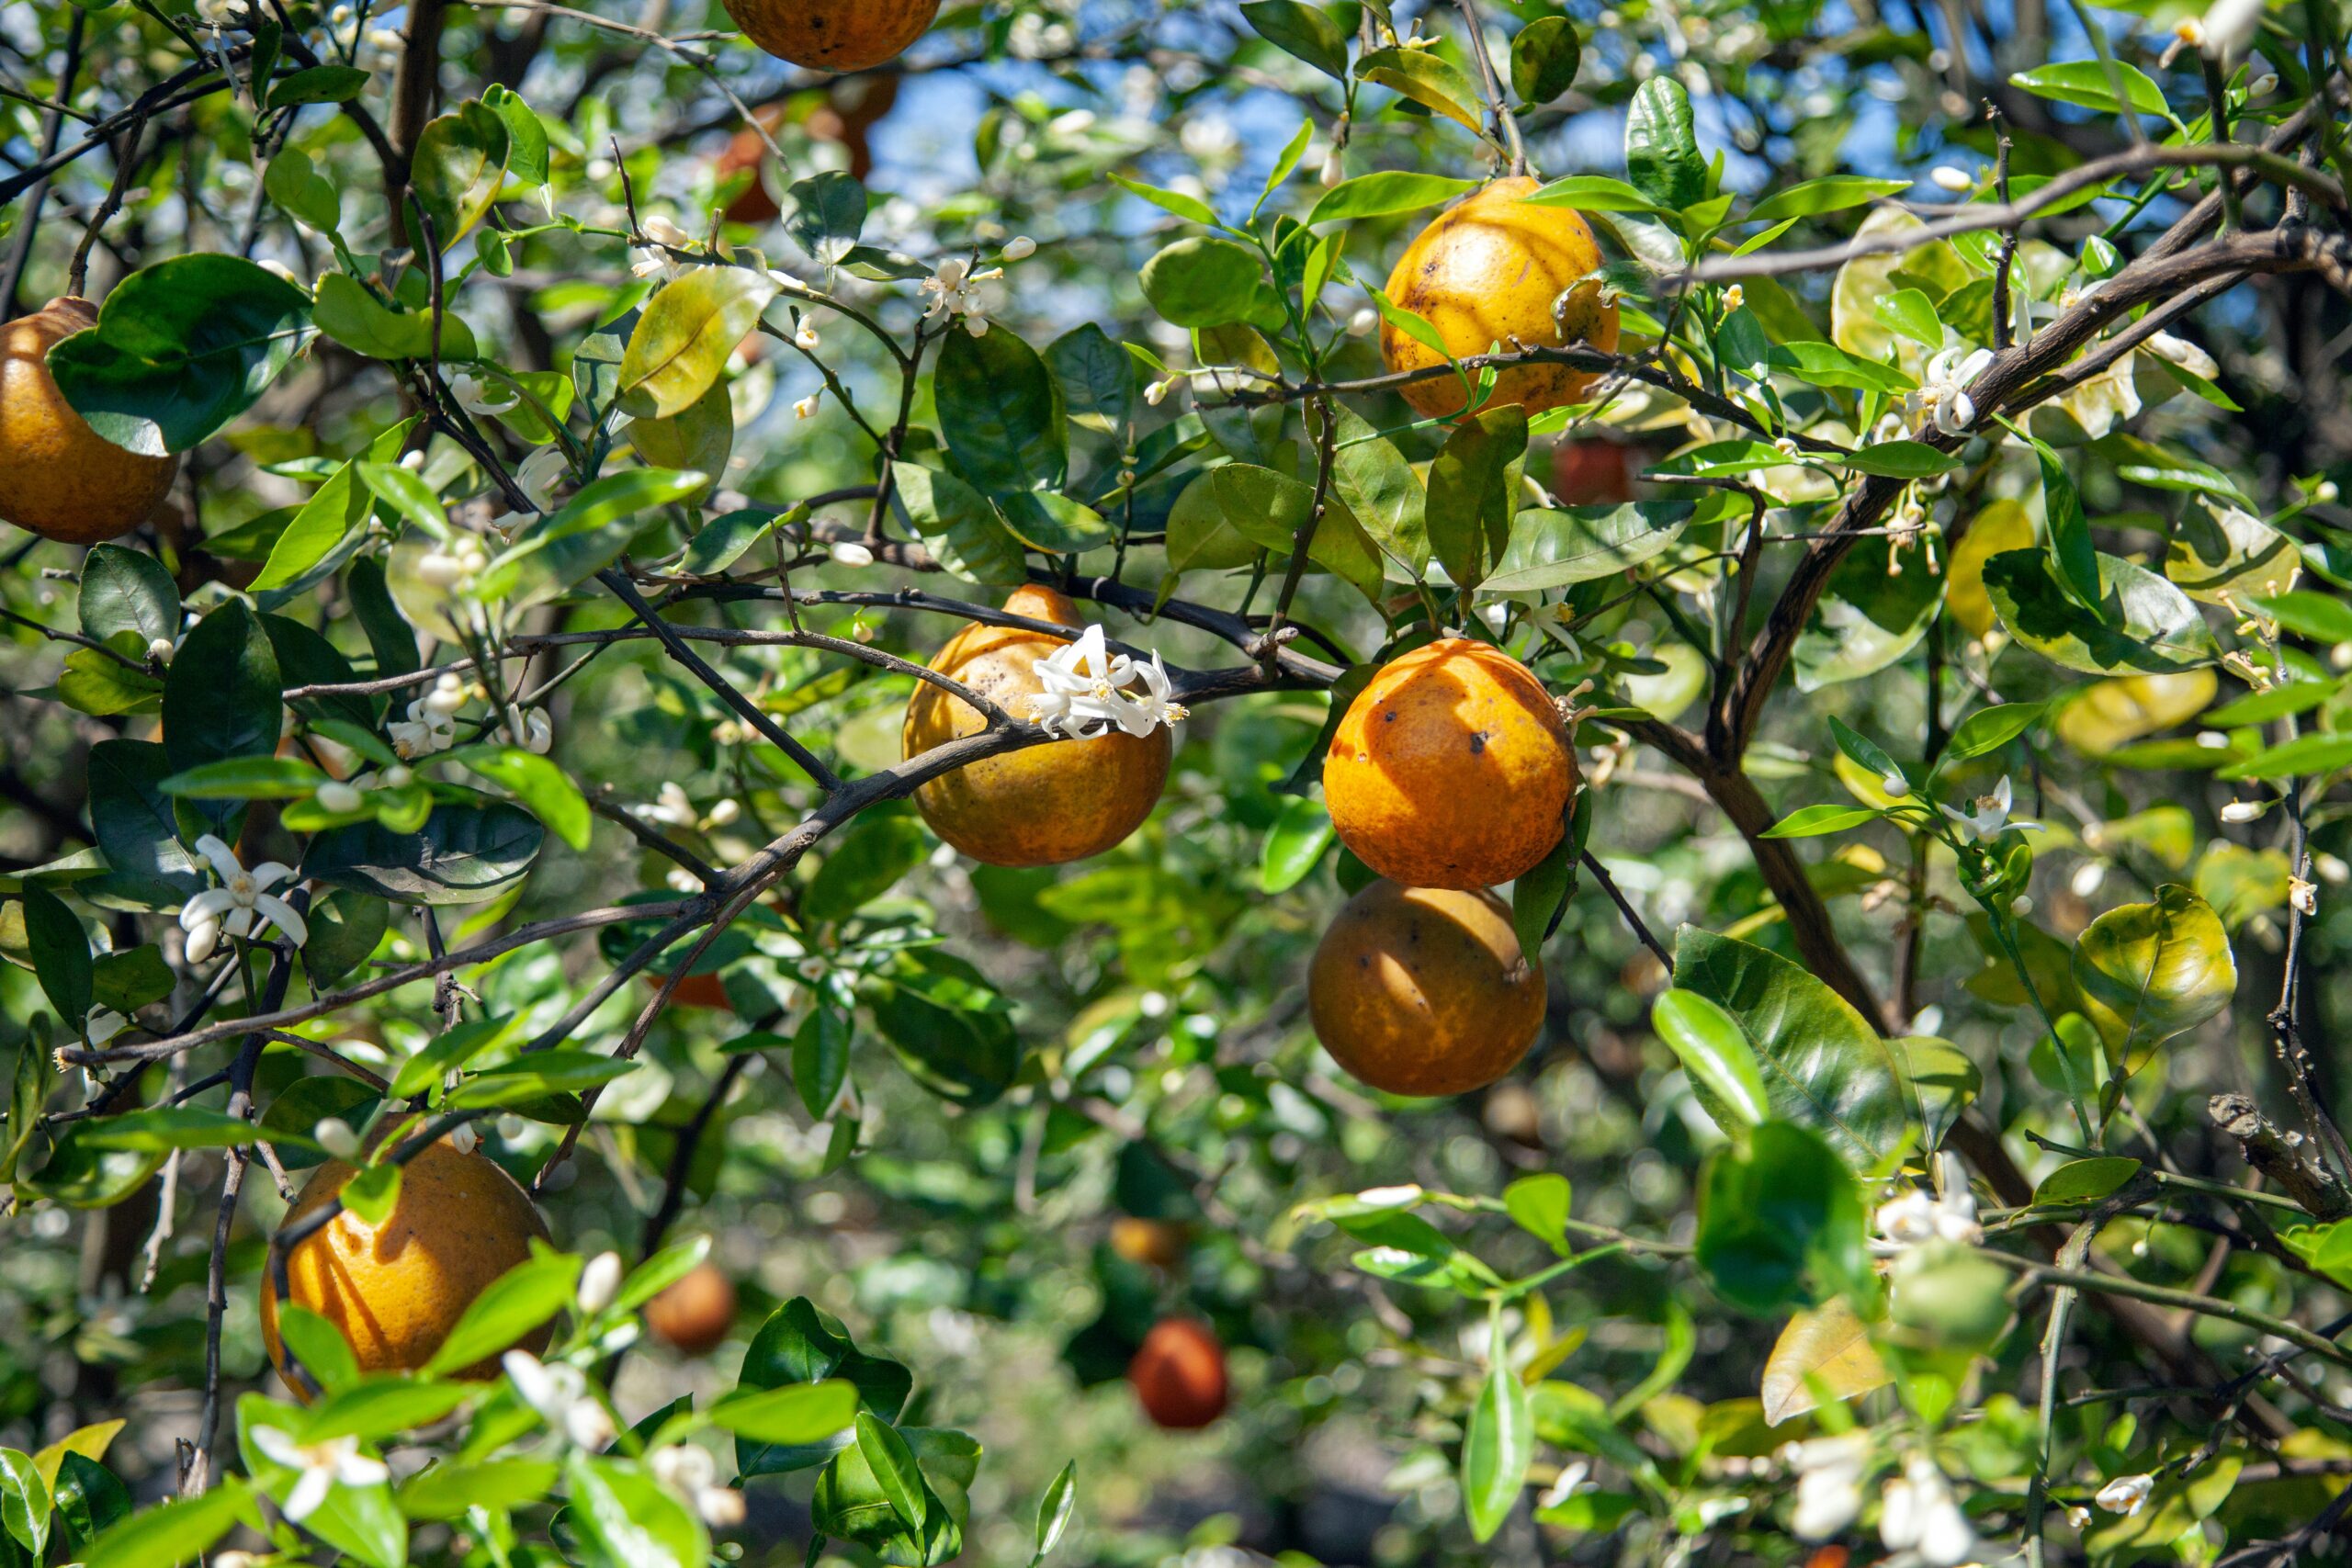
[1309,881,1546,1097]
[260,1138,552,1386]
[0,298,180,544]
[1381,176,1620,421]
[645,1262,739,1355]
[1128,1318,1228,1430]
[1323,637,1574,889]
[903,585,1170,867]
[720,0,938,70]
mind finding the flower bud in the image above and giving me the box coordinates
[831,541,876,568]
[1930,165,1974,193]
[315,1118,363,1160]
[1003,235,1037,260]
[577,1250,623,1314]
[316,780,364,814]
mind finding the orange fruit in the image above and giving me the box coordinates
[1323,637,1574,889]
[1308,881,1546,1097]
[903,585,1171,867]
[720,0,938,71]
[645,1262,739,1355]
[717,107,787,224]
[645,970,733,1011]
[1109,1216,1189,1271]
[1128,1318,1228,1430]
[0,298,180,544]
[1381,176,1620,422]
[260,1138,552,1386]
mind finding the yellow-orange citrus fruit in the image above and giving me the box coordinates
[1128,1318,1228,1430]
[1323,637,1574,889]
[1308,881,1546,1097]
[1381,176,1620,421]
[720,0,938,71]
[645,1262,739,1355]
[261,1139,552,1385]
[0,298,179,544]
[903,585,1170,867]
[1109,1216,1189,1271]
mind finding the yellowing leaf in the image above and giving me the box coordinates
[2054,671,2218,757]
[619,267,778,420]
[1760,1299,1891,1426]
[1947,498,2034,637]
[34,1420,125,1491]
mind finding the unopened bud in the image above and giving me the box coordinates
[1002,235,1037,260]
[316,1118,362,1160]
[1930,165,1973,193]
[577,1250,623,1314]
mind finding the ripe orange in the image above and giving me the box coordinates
[903,585,1170,867]
[0,298,180,544]
[1381,176,1620,421]
[260,1138,552,1385]
[1109,1216,1188,1271]
[1308,881,1546,1097]
[1323,637,1574,889]
[645,1261,739,1355]
[720,0,938,71]
[1129,1318,1228,1430]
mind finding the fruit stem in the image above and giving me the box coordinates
[1451,0,1527,177]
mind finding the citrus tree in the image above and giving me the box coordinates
[6,0,2352,1562]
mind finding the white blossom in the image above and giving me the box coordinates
[1880,1455,1978,1567]
[794,394,821,421]
[521,708,554,755]
[641,215,695,250]
[2221,799,2266,823]
[250,1427,390,1523]
[389,694,458,761]
[181,835,307,963]
[920,256,1001,333]
[1876,1154,1983,1249]
[147,637,176,663]
[636,783,698,828]
[502,1351,616,1450]
[650,1444,746,1528]
[831,541,875,568]
[449,370,520,418]
[1027,626,1189,740]
[2292,875,2319,916]
[795,321,822,352]
[2095,1473,2154,1516]
[413,533,489,592]
[1002,235,1037,261]
[1906,344,1996,437]
[577,1251,623,1314]
[512,447,568,514]
[1939,774,2042,844]
[315,779,365,815]
[1781,1434,1871,1540]
[2182,0,2265,58]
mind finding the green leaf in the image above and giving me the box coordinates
[786,170,868,263]
[1139,237,1268,329]
[1984,548,2222,674]
[1484,501,1690,593]
[1651,988,1770,1133]
[1461,1350,1533,1542]
[80,1477,254,1568]
[303,797,545,906]
[2035,1156,2143,1204]
[1502,1172,1572,1254]
[2009,59,2170,118]
[1103,172,1219,228]
[81,1107,306,1154]
[1517,174,1668,214]
[90,945,173,1012]
[858,949,1024,1107]
[263,146,342,231]
[452,748,591,852]
[618,266,778,419]
[311,273,479,362]
[159,754,325,800]
[1941,702,2045,764]
[2031,435,2103,612]
[1837,440,1961,479]
[409,100,509,247]
[734,1298,912,1477]
[893,465,1028,587]
[1329,407,1428,577]
[854,1412,930,1529]
[1427,404,1528,592]
[1510,16,1582,103]
[1695,1121,1869,1313]
[2253,589,2352,643]
[1030,1461,1078,1565]
[77,546,179,648]
[1894,1036,1980,1150]
[1872,288,1943,349]
[252,461,375,592]
[481,85,548,186]
[274,1303,362,1393]
[47,254,314,456]
[446,1050,637,1107]
[1356,46,1487,133]
[0,1449,50,1558]
[2072,885,2236,1072]
[678,507,781,577]
[1306,171,1479,227]
[708,1381,860,1447]
[20,881,93,1026]
[2220,732,2352,781]
[51,1453,131,1550]
[397,1459,560,1521]
[563,1454,707,1568]
[1510,825,1576,958]
[1624,78,1707,210]
[388,1014,515,1100]
[163,602,283,832]
[1261,795,1334,894]
[1046,323,1136,434]
[1208,462,1384,602]
[1759,804,1883,839]
[1671,928,1911,1168]
[475,469,710,609]
[1239,0,1349,77]
[266,64,369,107]
[423,1252,582,1377]
[803,814,927,922]
[1746,175,1914,224]
[935,326,1069,503]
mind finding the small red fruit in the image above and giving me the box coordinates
[1128,1318,1228,1430]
